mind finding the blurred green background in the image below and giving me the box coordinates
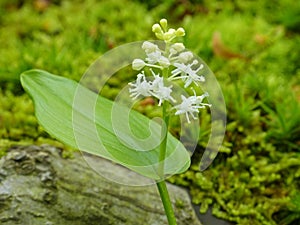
[0,0,299,224]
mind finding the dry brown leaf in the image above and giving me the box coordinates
[139,97,155,106]
[254,34,268,45]
[34,0,50,12]
[292,85,300,103]
[212,32,245,59]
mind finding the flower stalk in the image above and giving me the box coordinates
[129,18,211,225]
[157,99,176,225]
[158,100,170,177]
[156,180,177,225]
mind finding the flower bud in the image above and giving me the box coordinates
[159,18,168,31]
[152,24,162,34]
[178,51,193,63]
[163,28,176,41]
[168,28,176,34]
[155,33,164,40]
[142,41,159,53]
[158,56,170,68]
[176,27,185,37]
[171,43,185,53]
[132,59,146,70]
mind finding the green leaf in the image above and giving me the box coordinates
[20,69,190,180]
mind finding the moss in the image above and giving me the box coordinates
[169,120,300,224]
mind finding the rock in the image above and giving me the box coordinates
[0,145,201,225]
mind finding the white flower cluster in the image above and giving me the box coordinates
[129,69,175,106]
[129,19,211,123]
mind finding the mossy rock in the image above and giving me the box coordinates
[0,145,201,225]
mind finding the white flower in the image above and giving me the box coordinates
[151,70,176,106]
[171,59,198,77]
[132,59,146,70]
[174,95,199,123]
[170,60,205,88]
[177,51,194,63]
[129,72,152,99]
[154,85,175,106]
[195,92,210,105]
[182,64,205,88]
[151,71,164,91]
[173,92,210,123]
[129,19,212,121]
[142,41,160,54]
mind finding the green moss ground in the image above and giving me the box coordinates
[0,0,300,224]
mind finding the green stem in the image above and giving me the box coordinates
[156,42,177,225]
[157,105,176,225]
[156,180,177,225]
[158,101,169,177]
